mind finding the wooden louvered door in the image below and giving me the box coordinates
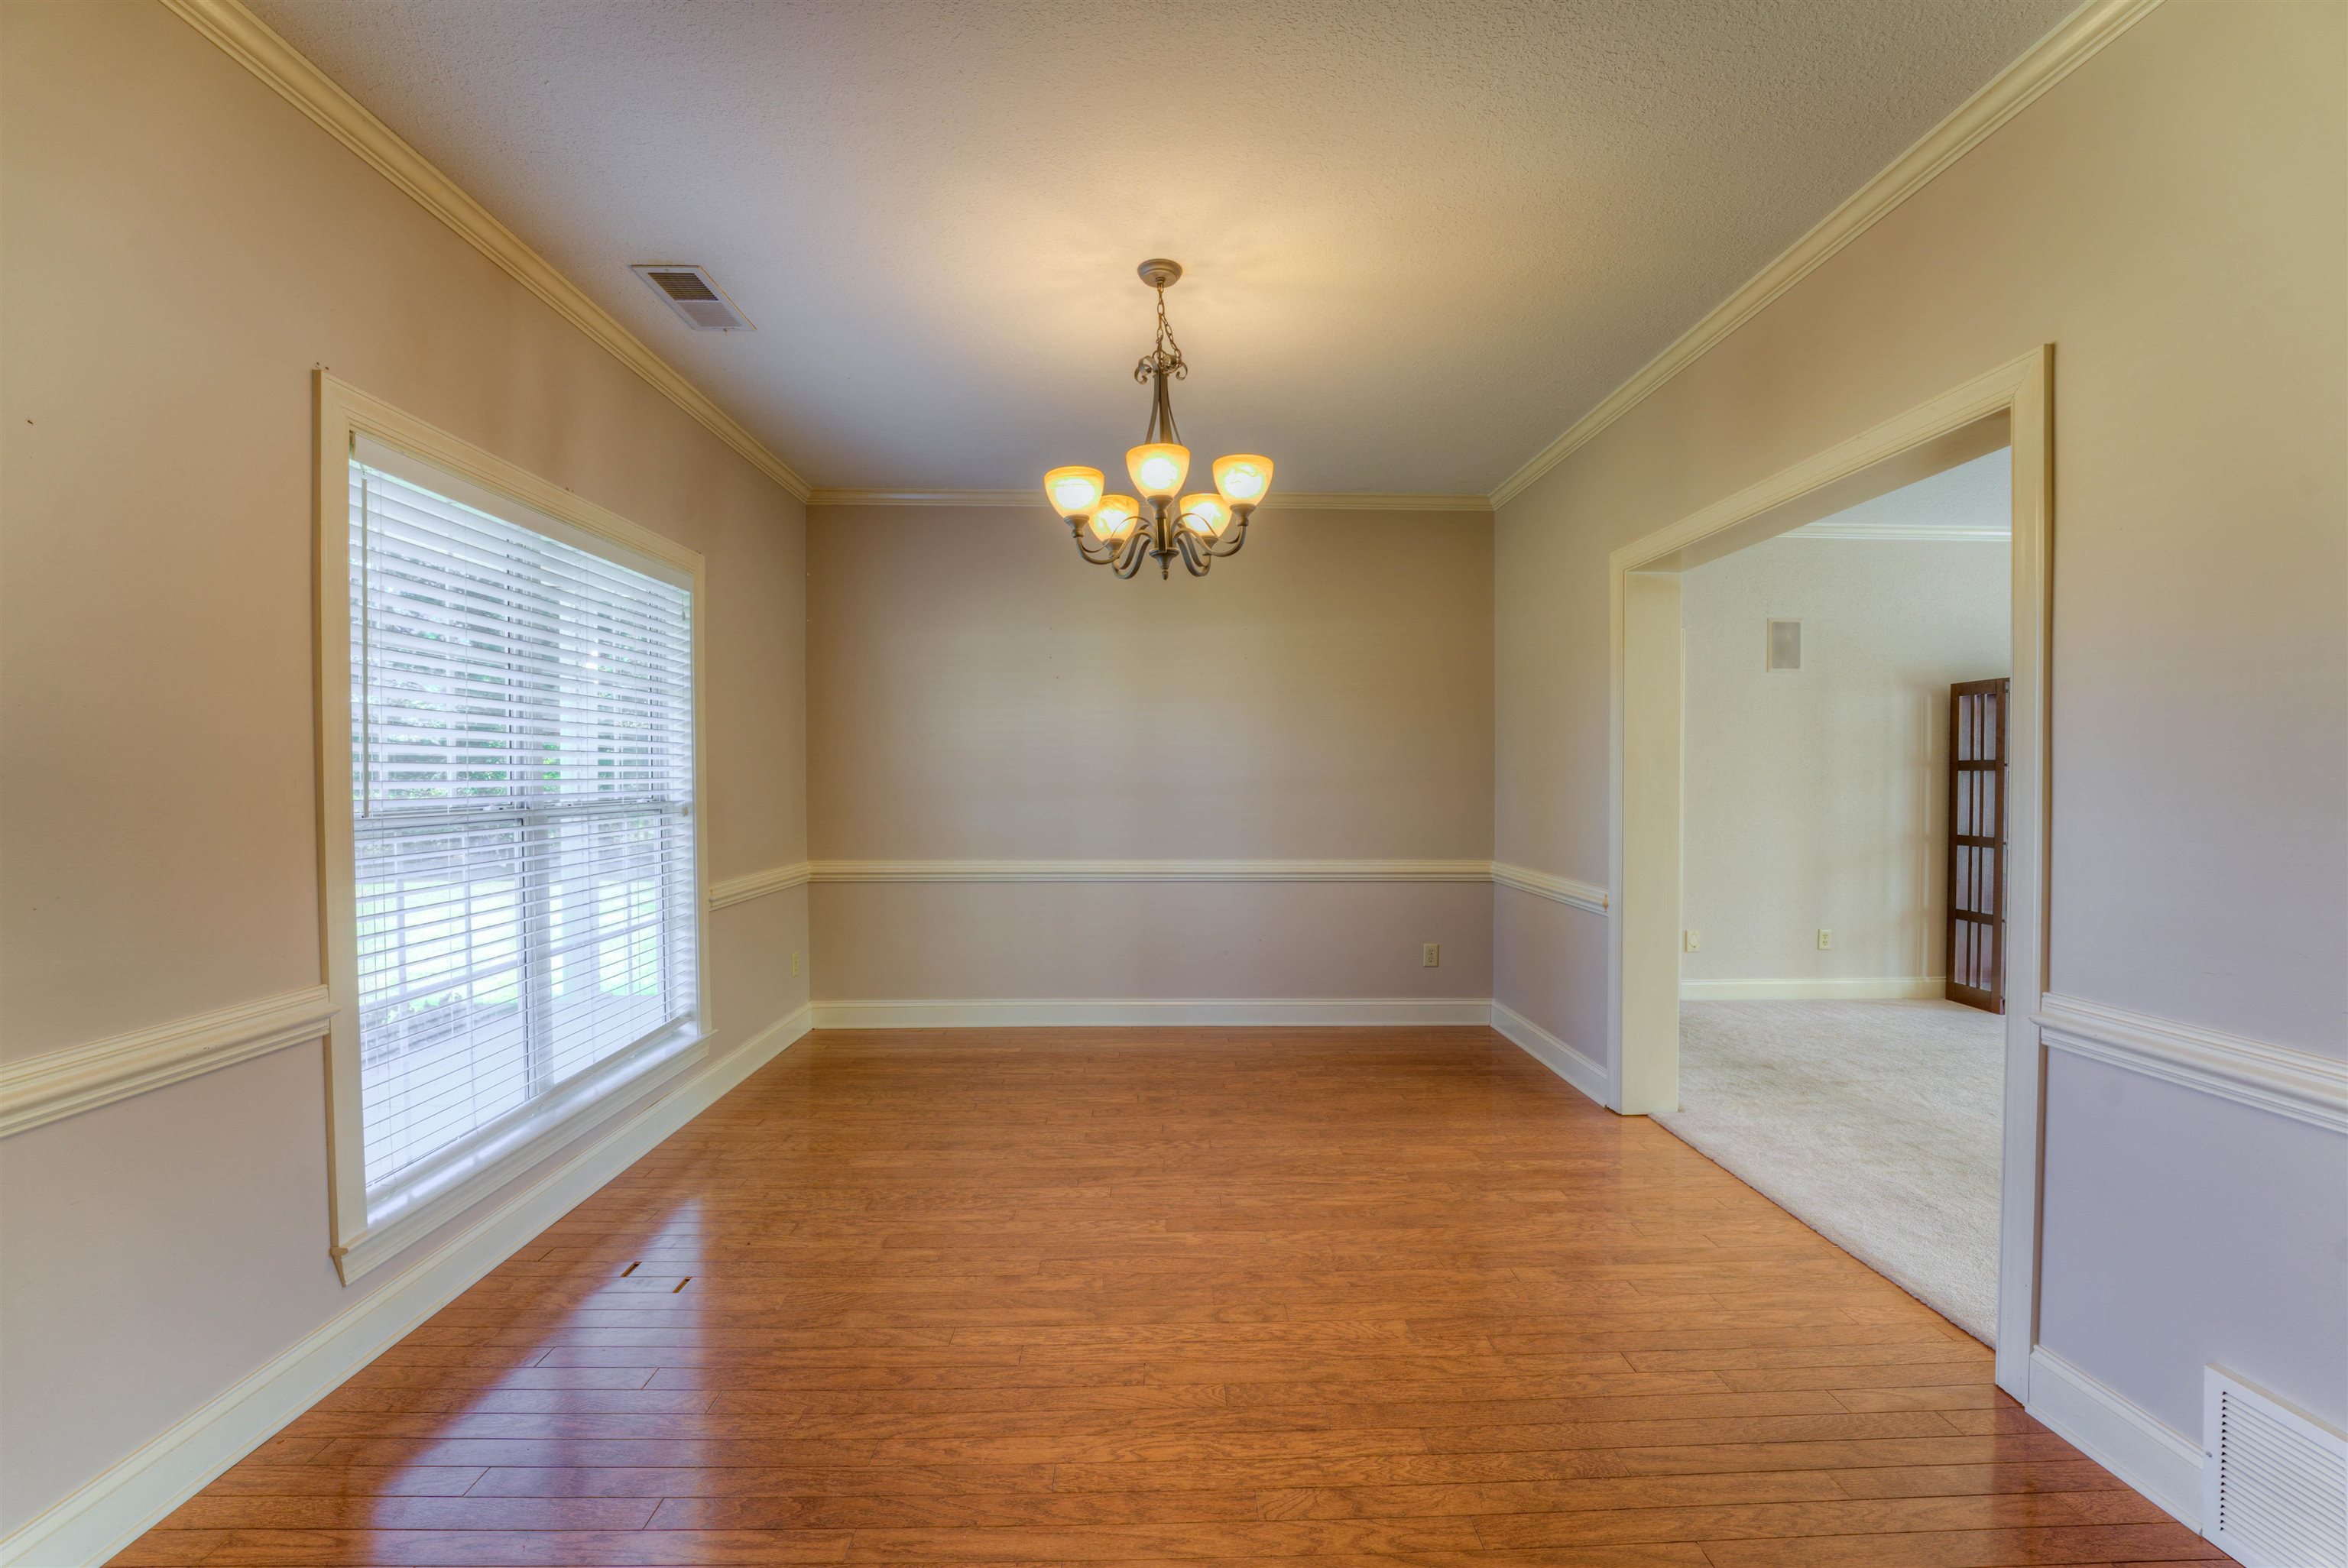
[1946,678,2009,1012]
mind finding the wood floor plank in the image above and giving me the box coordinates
[109,1028,2226,1566]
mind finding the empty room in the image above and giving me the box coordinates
[2,3,2343,1567]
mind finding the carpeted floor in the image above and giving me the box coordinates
[1656,998,2003,1343]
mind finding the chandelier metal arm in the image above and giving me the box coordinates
[1067,520,1119,565]
[1066,517,1160,574]
[1113,530,1153,578]
[1137,362,1182,448]
[1160,498,1250,557]
[1172,526,1205,576]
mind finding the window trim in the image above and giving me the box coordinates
[315,372,712,1284]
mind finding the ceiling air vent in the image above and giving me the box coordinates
[2203,1366,2346,1568]
[631,264,753,332]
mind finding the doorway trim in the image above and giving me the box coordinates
[1605,346,2053,1399]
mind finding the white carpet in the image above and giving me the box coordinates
[1656,998,2003,1343]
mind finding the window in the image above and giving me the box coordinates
[325,407,706,1276]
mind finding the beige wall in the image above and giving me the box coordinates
[1495,0,2345,1436]
[808,504,1494,1001]
[9,0,2344,1540]
[1682,533,2010,987]
[0,0,808,1531]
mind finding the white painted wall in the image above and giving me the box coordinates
[1682,468,2011,990]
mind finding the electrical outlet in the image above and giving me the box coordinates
[791,950,801,977]
[1816,928,1833,951]
[1683,929,1701,952]
[1422,942,1440,967]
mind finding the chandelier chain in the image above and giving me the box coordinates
[1134,286,1188,385]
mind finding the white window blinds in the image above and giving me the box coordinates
[349,439,699,1199]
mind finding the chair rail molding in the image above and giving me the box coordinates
[0,986,337,1139]
[708,861,816,909]
[1490,861,1610,913]
[809,858,1496,884]
[2035,993,2348,1134]
[157,0,812,501]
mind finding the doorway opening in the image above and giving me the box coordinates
[1660,448,2012,1344]
[1606,348,2052,1398]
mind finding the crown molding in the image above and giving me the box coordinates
[806,490,1493,512]
[165,0,2157,523]
[805,490,1034,507]
[158,0,813,503]
[1486,0,2164,509]
[1259,494,1493,513]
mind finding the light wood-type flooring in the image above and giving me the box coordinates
[113,1027,2230,1566]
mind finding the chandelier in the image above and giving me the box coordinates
[1042,259,1274,579]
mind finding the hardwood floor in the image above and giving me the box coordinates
[114,1027,2227,1566]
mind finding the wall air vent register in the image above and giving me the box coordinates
[2203,1365,2348,1568]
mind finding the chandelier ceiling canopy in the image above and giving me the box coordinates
[1043,260,1273,580]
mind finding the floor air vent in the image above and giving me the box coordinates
[2204,1366,2347,1567]
[631,264,753,331]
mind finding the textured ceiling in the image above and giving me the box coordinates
[250,0,2074,495]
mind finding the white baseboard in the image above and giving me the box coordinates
[2026,1346,2204,1532]
[0,1004,812,1568]
[1489,1000,1610,1108]
[1679,976,1946,1002]
[809,997,1493,1029]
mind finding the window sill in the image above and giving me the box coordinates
[331,1027,707,1285]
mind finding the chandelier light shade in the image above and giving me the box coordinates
[1089,494,1142,540]
[1046,259,1273,579]
[1043,465,1104,517]
[1211,453,1273,505]
[1126,442,1190,501]
[1179,494,1230,536]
